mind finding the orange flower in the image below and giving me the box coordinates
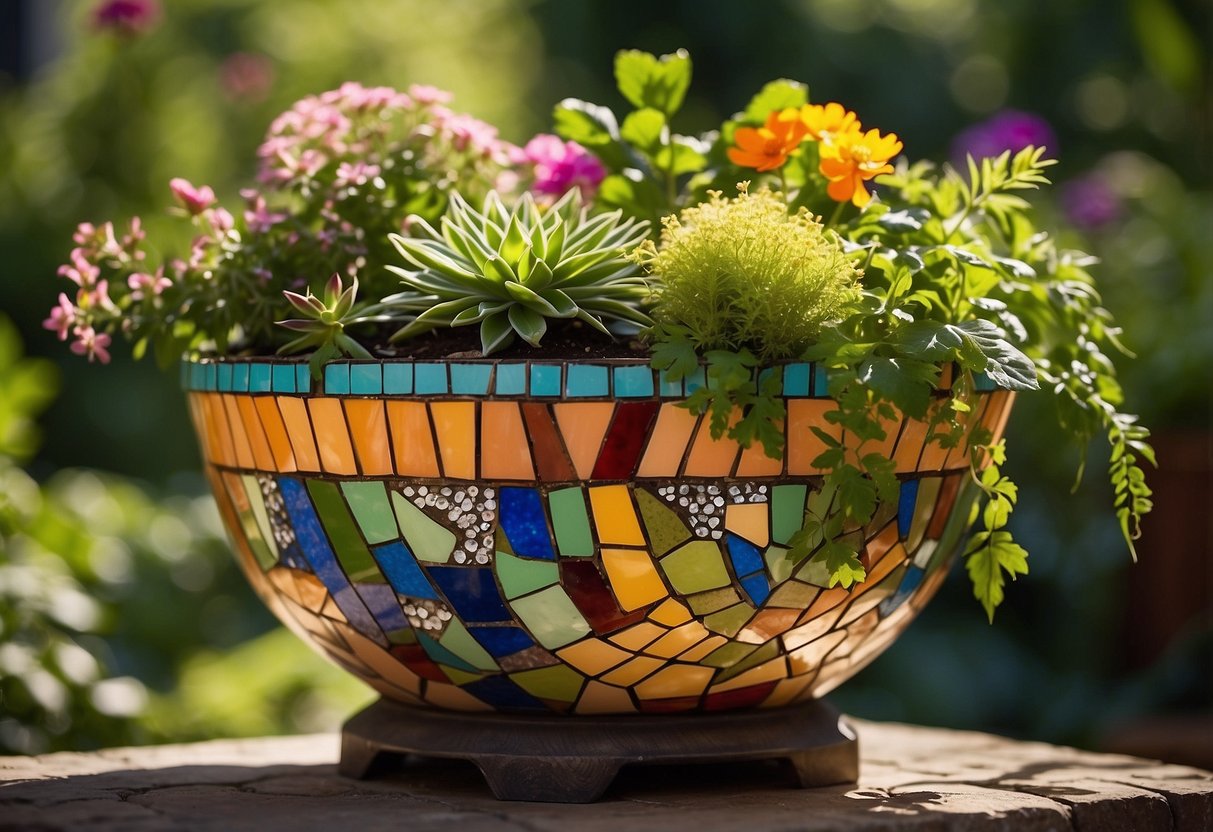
[727,108,808,172]
[819,127,903,207]
[799,102,860,142]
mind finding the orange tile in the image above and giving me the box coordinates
[602,548,669,611]
[276,396,321,473]
[306,398,358,475]
[892,416,929,473]
[649,599,692,626]
[254,396,296,472]
[223,469,251,513]
[636,404,699,478]
[608,621,667,651]
[385,401,439,478]
[634,664,715,699]
[682,411,741,477]
[185,394,212,462]
[236,395,275,471]
[736,425,785,476]
[344,399,393,476]
[556,638,631,676]
[725,503,770,547]
[787,399,841,475]
[678,635,727,663]
[709,657,787,693]
[644,622,710,658]
[221,395,256,469]
[197,393,230,465]
[480,401,536,481]
[575,681,637,714]
[917,404,951,472]
[797,586,850,625]
[985,391,1015,446]
[430,402,476,480]
[600,655,664,687]
[943,392,987,470]
[862,521,900,570]
[553,402,615,479]
[760,676,813,708]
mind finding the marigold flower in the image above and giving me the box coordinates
[819,128,903,207]
[728,108,809,172]
[800,102,860,142]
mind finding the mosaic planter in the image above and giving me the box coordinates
[183,357,1013,715]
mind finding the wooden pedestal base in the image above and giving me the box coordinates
[338,698,859,803]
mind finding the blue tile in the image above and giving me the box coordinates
[613,365,655,397]
[350,363,383,395]
[684,366,707,394]
[324,363,350,395]
[271,364,296,393]
[383,363,413,394]
[471,625,535,658]
[897,479,920,538]
[566,364,609,397]
[974,371,997,392]
[232,363,250,393]
[658,369,682,398]
[414,363,448,394]
[461,675,547,711]
[880,566,924,616]
[499,487,555,560]
[530,364,562,397]
[249,363,272,393]
[204,363,219,391]
[355,581,410,632]
[296,364,312,394]
[426,566,512,623]
[783,363,811,397]
[373,541,438,600]
[741,573,770,606]
[812,364,830,396]
[758,367,777,393]
[495,363,527,395]
[217,363,234,392]
[727,533,765,576]
[416,632,478,672]
[450,363,492,395]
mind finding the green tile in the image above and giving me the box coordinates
[340,481,399,545]
[703,603,754,638]
[439,619,499,672]
[495,550,560,599]
[509,586,590,649]
[242,475,279,565]
[766,580,821,608]
[701,641,759,668]
[548,487,594,557]
[416,632,477,673]
[764,545,795,583]
[510,664,585,702]
[661,540,732,594]
[687,587,741,615]
[306,480,382,582]
[716,639,780,682]
[635,489,691,556]
[771,485,808,546]
[390,492,456,563]
[441,666,489,685]
[795,556,834,588]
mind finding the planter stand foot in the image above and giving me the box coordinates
[339,698,858,803]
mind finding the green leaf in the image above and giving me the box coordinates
[896,319,1039,391]
[653,135,709,176]
[649,325,700,381]
[479,311,515,355]
[741,79,808,123]
[620,108,666,152]
[857,356,938,420]
[816,540,867,589]
[596,173,667,222]
[507,304,547,347]
[964,530,1029,622]
[614,49,692,116]
[553,99,634,169]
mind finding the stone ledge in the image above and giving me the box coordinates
[2,721,1211,831]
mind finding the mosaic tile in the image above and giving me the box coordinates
[683,414,741,477]
[511,664,585,703]
[602,547,668,611]
[450,363,493,395]
[222,395,256,469]
[553,402,614,479]
[520,403,577,482]
[373,541,439,600]
[438,619,499,672]
[414,363,448,394]
[356,581,411,632]
[771,484,808,545]
[703,604,754,638]
[897,479,919,538]
[266,363,292,394]
[471,626,536,658]
[416,631,479,672]
[613,364,655,397]
[634,489,692,556]
[462,675,547,711]
[725,503,769,547]
[232,363,250,392]
[565,363,609,397]
[382,362,414,394]
[296,364,311,395]
[497,644,561,672]
[324,363,351,395]
[427,567,511,623]
[350,363,383,395]
[557,638,631,675]
[385,401,440,477]
[661,540,731,595]
[812,364,830,396]
[344,400,393,476]
[495,549,560,599]
[587,485,645,546]
[592,401,660,479]
[684,365,707,393]
[649,598,692,626]
[726,534,765,577]
[499,487,555,560]
[236,397,275,471]
[644,622,710,659]
[254,398,297,472]
[307,398,358,475]
[276,397,321,472]
[248,363,271,393]
[740,573,772,605]
[340,481,398,545]
[390,490,457,563]
[636,404,699,478]
[529,364,562,397]
[658,368,682,398]
[431,402,476,479]
[634,664,714,699]
[787,399,839,475]
[783,363,811,397]
[561,559,646,634]
[307,480,382,583]
[547,486,594,557]
[495,363,527,395]
[509,586,591,649]
[480,402,535,481]
[601,655,664,686]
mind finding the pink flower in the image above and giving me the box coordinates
[441,113,503,157]
[219,53,274,102]
[91,0,159,34]
[334,161,381,188]
[128,267,172,301]
[81,279,118,312]
[210,207,235,235]
[524,135,607,198]
[70,326,112,364]
[58,251,100,288]
[170,178,217,215]
[241,190,288,234]
[408,84,453,106]
[43,294,78,341]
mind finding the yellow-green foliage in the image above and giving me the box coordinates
[636,186,860,360]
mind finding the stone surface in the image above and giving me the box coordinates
[2,721,1211,831]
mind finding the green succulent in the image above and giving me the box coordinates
[385,190,653,354]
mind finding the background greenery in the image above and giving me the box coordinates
[0,0,1208,755]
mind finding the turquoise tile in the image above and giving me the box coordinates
[530,364,561,397]
[296,364,311,394]
[200,363,216,390]
[658,369,682,398]
[414,363,448,394]
[812,364,830,396]
[495,363,526,395]
[758,366,778,393]
[383,363,413,394]
[974,371,996,392]
[566,364,608,397]
[271,363,296,393]
[684,366,707,394]
[249,363,272,393]
[350,364,383,395]
[217,363,234,392]
[783,363,810,397]
[325,363,351,395]
[189,362,205,390]
[613,365,655,397]
[232,363,250,392]
[450,363,492,395]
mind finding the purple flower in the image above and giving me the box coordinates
[170,178,216,215]
[524,134,607,198]
[951,110,1057,166]
[91,0,160,34]
[1059,173,1124,231]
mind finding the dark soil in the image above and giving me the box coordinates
[370,319,651,361]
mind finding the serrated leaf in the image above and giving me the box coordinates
[964,530,1029,622]
[816,541,867,589]
[896,319,1039,391]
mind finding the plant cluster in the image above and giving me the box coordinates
[47,50,1153,619]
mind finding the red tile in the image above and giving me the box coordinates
[591,401,661,480]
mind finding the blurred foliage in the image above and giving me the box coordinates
[0,0,1207,751]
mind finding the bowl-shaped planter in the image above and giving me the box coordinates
[184,356,1013,715]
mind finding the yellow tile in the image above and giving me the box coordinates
[276,396,321,472]
[553,402,614,479]
[649,599,692,626]
[344,399,393,476]
[480,401,535,481]
[633,664,715,699]
[682,411,740,477]
[637,404,699,478]
[222,395,256,469]
[306,398,358,475]
[236,395,275,471]
[787,630,847,676]
[608,621,667,651]
[430,402,476,480]
[601,548,668,611]
[575,681,637,714]
[678,635,727,662]
[725,503,770,547]
[600,655,664,686]
[787,399,840,475]
[758,675,813,709]
[644,621,710,659]
[708,657,788,693]
[556,638,631,676]
[588,485,645,546]
[385,401,439,477]
[255,396,296,472]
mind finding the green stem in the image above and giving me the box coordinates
[778,167,789,204]
[824,200,845,228]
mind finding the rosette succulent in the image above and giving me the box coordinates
[385,190,653,354]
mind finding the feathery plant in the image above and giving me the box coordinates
[384,190,653,354]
